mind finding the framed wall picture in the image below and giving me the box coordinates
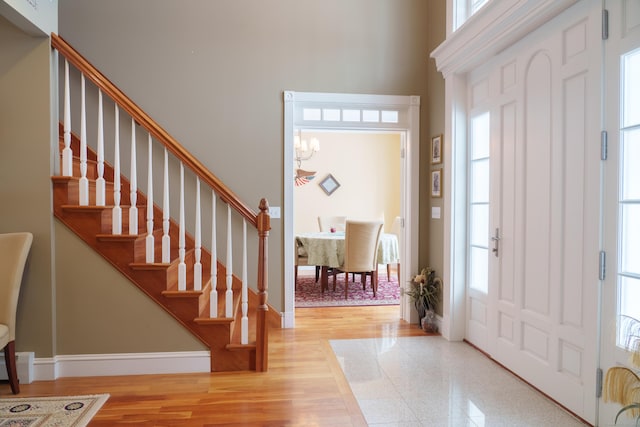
[431,134,443,164]
[319,173,340,196]
[431,170,442,198]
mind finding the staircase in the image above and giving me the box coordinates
[50,34,271,372]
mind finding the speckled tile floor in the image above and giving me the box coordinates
[330,336,589,427]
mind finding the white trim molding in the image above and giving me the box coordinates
[0,351,34,384]
[19,351,210,381]
[433,0,577,78]
[283,91,420,327]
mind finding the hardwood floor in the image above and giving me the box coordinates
[2,306,426,426]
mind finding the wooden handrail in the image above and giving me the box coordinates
[51,33,258,228]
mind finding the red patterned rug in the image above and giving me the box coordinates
[295,274,401,307]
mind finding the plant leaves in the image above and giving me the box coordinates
[615,403,640,424]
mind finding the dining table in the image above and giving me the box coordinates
[295,231,399,292]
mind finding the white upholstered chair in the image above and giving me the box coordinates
[0,232,33,394]
[317,215,348,281]
[331,220,383,299]
[317,216,347,232]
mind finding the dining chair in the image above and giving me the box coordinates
[0,232,33,394]
[386,216,401,282]
[295,238,319,288]
[331,220,383,299]
[317,216,347,232]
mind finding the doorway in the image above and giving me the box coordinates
[282,91,420,328]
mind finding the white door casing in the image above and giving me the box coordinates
[282,91,420,328]
[599,1,640,426]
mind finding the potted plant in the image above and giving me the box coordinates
[603,315,640,425]
[404,267,442,332]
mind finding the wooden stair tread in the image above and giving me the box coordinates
[129,262,171,270]
[96,234,143,241]
[194,317,234,325]
[51,176,76,182]
[226,343,257,351]
[61,205,112,212]
[162,290,204,298]
[63,204,137,210]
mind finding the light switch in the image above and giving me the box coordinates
[269,206,281,219]
[432,207,441,219]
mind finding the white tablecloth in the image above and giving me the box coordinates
[296,231,399,268]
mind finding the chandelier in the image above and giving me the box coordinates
[294,132,320,169]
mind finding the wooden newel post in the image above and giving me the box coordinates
[255,198,271,372]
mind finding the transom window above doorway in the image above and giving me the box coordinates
[301,107,399,124]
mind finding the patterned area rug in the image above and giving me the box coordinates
[0,394,108,426]
[295,274,401,307]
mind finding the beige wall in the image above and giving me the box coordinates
[0,0,445,357]
[55,224,203,353]
[425,0,447,314]
[57,0,433,311]
[293,132,401,235]
[0,16,55,356]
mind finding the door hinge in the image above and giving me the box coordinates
[596,367,603,398]
[602,9,609,40]
[400,147,405,158]
[601,131,608,160]
[599,251,607,281]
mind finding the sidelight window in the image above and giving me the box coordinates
[468,111,490,293]
[617,48,640,345]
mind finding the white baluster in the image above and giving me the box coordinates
[194,178,202,291]
[128,118,138,234]
[78,75,89,205]
[225,204,233,318]
[95,90,106,206]
[62,59,72,177]
[241,219,248,345]
[112,105,122,234]
[210,192,218,318]
[162,148,171,263]
[178,163,186,291]
[145,134,155,263]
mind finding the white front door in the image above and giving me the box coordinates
[463,2,602,422]
[599,1,640,426]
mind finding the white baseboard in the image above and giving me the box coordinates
[3,351,210,382]
[0,351,34,384]
[282,310,294,328]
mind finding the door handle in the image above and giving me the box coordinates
[491,228,500,257]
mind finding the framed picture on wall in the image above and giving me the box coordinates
[319,173,340,196]
[431,134,443,164]
[431,170,442,198]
